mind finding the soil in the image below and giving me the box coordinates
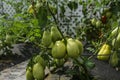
[0,43,40,71]
[0,43,120,80]
[83,44,120,80]
[91,58,120,80]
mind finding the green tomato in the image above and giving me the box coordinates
[49,5,57,14]
[33,63,44,80]
[103,7,110,13]
[54,59,65,67]
[110,27,120,38]
[67,38,80,58]
[52,40,66,59]
[5,34,13,44]
[33,55,46,69]
[106,11,112,18]
[96,20,102,28]
[109,52,119,67]
[27,5,34,14]
[91,18,97,26]
[26,67,34,80]
[75,39,83,55]
[112,15,117,20]
[51,26,62,42]
[112,32,120,49]
[35,1,42,10]
[41,30,52,47]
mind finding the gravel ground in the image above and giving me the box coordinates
[0,43,120,80]
[91,58,120,80]
[0,43,40,71]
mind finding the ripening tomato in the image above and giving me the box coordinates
[101,15,107,24]
[97,44,111,60]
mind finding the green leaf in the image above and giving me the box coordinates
[85,60,95,70]
[37,6,48,27]
[31,19,39,27]
[67,1,78,10]
[112,22,119,28]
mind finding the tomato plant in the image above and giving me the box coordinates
[78,0,120,69]
[0,0,42,56]
[25,0,120,80]
[25,0,96,80]
[1,0,120,80]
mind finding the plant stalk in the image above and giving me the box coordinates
[47,2,67,44]
[31,0,37,18]
[74,58,91,80]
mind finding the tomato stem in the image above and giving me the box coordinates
[31,0,37,18]
[74,58,91,80]
[47,1,67,44]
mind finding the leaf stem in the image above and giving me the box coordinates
[74,58,91,80]
[47,2,67,44]
[47,2,57,24]
[31,0,37,18]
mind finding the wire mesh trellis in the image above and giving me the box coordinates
[0,0,28,18]
[0,0,15,18]
[0,0,84,38]
[56,0,84,38]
